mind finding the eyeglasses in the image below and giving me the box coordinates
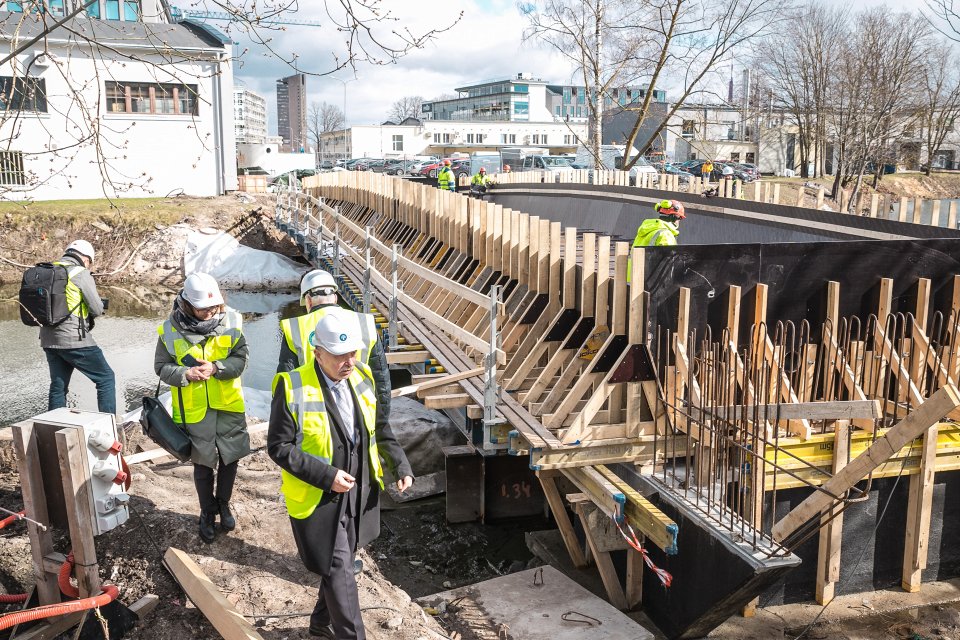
[194,306,219,319]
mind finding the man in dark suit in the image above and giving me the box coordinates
[268,307,414,639]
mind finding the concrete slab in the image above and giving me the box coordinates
[418,566,654,640]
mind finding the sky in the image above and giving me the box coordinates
[221,0,936,134]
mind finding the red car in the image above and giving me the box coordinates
[419,158,471,181]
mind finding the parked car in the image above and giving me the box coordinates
[386,160,419,176]
[354,158,386,172]
[659,163,694,184]
[573,144,658,186]
[735,162,760,181]
[319,160,334,170]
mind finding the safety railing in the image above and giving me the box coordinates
[275,189,507,422]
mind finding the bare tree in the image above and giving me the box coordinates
[308,101,345,163]
[0,1,461,200]
[521,0,645,168]
[387,95,423,122]
[755,5,847,178]
[829,9,930,209]
[920,44,960,175]
[618,0,789,169]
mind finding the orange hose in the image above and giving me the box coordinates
[0,585,118,631]
[0,511,24,530]
[0,551,119,631]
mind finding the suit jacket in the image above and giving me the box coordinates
[267,362,413,575]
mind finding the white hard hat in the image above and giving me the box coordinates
[66,239,95,262]
[300,269,338,304]
[182,273,224,309]
[310,307,365,356]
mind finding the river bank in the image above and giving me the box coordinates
[0,193,299,286]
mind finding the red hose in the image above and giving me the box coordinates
[0,552,119,631]
[0,594,28,604]
[0,511,24,530]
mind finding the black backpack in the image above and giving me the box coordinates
[18,262,79,327]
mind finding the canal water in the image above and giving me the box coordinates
[0,285,301,427]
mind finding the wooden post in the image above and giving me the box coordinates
[11,422,60,605]
[772,183,781,204]
[796,184,805,207]
[55,428,101,598]
[816,187,825,209]
[913,197,924,224]
[931,200,942,227]
[869,193,880,218]
[950,201,958,229]
[898,197,909,222]
[816,422,849,604]
[538,473,588,568]
[839,190,849,213]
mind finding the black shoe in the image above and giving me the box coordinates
[353,558,363,576]
[308,622,334,638]
[198,511,216,544]
[218,500,236,532]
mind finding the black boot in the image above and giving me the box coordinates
[218,500,236,532]
[199,511,216,543]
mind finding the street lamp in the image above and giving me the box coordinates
[331,75,359,160]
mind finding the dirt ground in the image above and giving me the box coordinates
[0,423,459,640]
[764,170,960,213]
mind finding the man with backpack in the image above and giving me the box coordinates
[24,240,116,414]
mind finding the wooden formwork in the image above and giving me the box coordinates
[296,172,960,616]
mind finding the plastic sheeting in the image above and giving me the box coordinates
[184,229,306,289]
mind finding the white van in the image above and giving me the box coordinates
[500,148,575,176]
[574,144,658,185]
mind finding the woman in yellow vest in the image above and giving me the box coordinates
[154,273,249,543]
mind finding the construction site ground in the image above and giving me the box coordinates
[3,190,960,639]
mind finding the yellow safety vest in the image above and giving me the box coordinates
[280,307,378,368]
[437,167,455,191]
[157,310,245,423]
[627,219,679,283]
[273,361,383,519]
[54,261,88,319]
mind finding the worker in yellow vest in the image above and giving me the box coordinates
[437,159,456,191]
[155,273,249,543]
[268,308,413,639]
[278,270,391,453]
[627,200,684,282]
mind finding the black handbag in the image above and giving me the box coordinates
[140,379,192,462]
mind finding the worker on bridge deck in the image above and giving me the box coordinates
[437,159,455,192]
[279,269,392,459]
[470,167,491,196]
[628,200,683,282]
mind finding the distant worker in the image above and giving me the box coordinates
[503,164,512,173]
[278,270,391,440]
[701,159,714,183]
[30,240,116,415]
[437,159,455,192]
[634,200,684,248]
[155,273,249,544]
[470,167,491,194]
[268,308,414,640]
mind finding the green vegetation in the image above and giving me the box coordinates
[0,197,197,233]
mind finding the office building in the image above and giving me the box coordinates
[276,73,307,153]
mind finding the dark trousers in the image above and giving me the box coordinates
[193,458,238,513]
[311,513,364,640]
[44,346,116,414]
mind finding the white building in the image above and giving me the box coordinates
[0,2,236,200]
[234,88,267,145]
[319,119,588,162]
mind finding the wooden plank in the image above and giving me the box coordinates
[11,422,60,605]
[903,422,939,592]
[129,593,161,618]
[537,472,588,568]
[626,550,643,610]
[816,422,848,604]
[164,547,266,640]
[696,400,881,422]
[772,384,960,542]
[55,427,100,599]
[596,465,679,555]
[391,367,484,398]
[423,393,471,409]
[385,349,430,365]
[574,502,629,610]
